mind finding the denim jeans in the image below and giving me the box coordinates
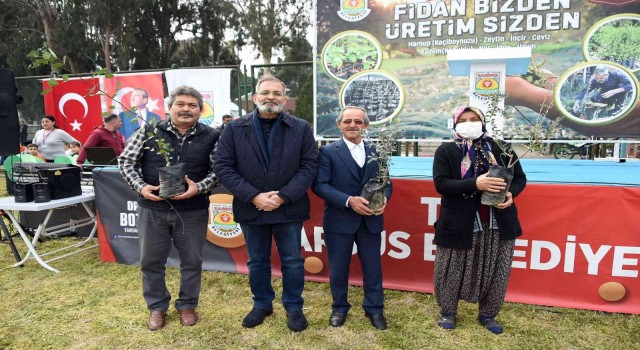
[240,222,305,312]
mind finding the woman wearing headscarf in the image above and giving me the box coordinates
[32,115,79,162]
[432,106,527,334]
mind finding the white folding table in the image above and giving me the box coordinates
[0,189,97,273]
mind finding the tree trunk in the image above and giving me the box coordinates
[103,23,112,74]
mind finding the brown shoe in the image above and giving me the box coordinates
[178,309,198,326]
[147,311,166,331]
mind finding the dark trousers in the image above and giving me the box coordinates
[325,221,384,315]
[138,206,208,311]
[240,222,305,312]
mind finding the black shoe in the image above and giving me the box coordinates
[242,307,273,328]
[365,312,387,330]
[329,312,346,327]
[478,316,503,334]
[286,310,308,332]
[437,314,456,330]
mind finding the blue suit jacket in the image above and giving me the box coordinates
[119,110,162,139]
[214,110,318,224]
[312,139,392,234]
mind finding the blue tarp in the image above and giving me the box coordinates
[389,157,640,187]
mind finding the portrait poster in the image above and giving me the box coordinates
[315,0,640,139]
[102,72,166,139]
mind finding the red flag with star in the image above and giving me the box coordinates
[42,77,103,144]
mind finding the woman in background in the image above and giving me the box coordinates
[432,106,526,334]
[32,115,79,162]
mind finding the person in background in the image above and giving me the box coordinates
[26,143,46,162]
[214,76,318,332]
[19,117,29,146]
[432,106,527,334]
[76,114,125,165]
[216,114,234,133]
[66,141,81,157]
[312,106,392,330]
[572,66,632,117]
[32,115,79,162]
[118,85,219,331]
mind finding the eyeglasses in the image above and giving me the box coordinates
[173,102,200,109]
[257,90,284,97]
[341,119,365,125]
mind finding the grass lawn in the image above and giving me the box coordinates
[0,238,639,350]
[0,174,639,349]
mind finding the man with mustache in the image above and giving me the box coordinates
[119,85,220,331]
[312,106,392,330]
[215,76,318,332]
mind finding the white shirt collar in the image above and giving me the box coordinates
[343,137,364,150]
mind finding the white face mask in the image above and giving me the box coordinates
[455,121,484,140]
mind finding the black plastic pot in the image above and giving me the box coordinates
[481,165,514,206]
[361,178,388,212]
[158,163,186,199]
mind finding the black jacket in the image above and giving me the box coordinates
[432,140,527,249]
[214,110,318,224]
[139,120,219,211]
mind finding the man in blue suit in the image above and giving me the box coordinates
[312,106,392,330]
[119,88,162,139]
[214,76,318,332]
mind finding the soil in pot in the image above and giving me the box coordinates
[158,163,186,199]
[361,178,388,212]
[481,164,514,206]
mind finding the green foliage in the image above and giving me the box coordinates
[588,20,640,63]
[274,33,313,97]
[485,93,561,168]
[294,75,314,125]
[1,0,241,75]
[235,0,311,64]
[325,35,379,76]
[364,118,404,184]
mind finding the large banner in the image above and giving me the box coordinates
[95,170,640,315]
[315,1,640,139]
[42,77,103,143]
[164,69,233,127]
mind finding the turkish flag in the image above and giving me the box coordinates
[42,77,103,143]
[102,72,166,118]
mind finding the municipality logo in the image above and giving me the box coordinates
[337,0,371,22]
[472,72,501,101]
[208,204,242,239]
[206,194,246,248]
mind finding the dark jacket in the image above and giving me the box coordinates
[214,110,318,224]
[19,124,29,145]
[139,120,219,211]
[312,139,392,234]
[432,140,527,249]
[76,126,125,164]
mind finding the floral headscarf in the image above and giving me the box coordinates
[452,106,496,179]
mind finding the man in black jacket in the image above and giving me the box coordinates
[215,76,318,332]
[119,85,220,331]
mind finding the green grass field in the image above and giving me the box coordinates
[0,174,639,349]
[1,238,639,349]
